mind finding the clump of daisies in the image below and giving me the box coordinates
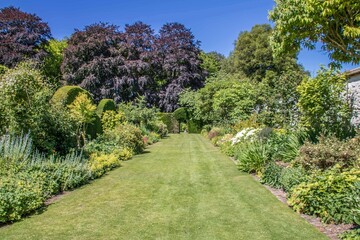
[231,128,259,145]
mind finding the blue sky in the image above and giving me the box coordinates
[1,0,358,74]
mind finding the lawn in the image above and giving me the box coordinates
[0,134,327,240]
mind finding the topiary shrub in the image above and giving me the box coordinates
[86,114,103,140]
[51,86,92,106]
[96,99,116,117]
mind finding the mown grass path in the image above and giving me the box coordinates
[0,134,327,240]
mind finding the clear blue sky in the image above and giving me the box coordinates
[1,0,358,74]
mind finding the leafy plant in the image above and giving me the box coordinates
[288,166,360,224]
[261,162,283,188]
[295,136,360,171]
[235,140,271,174]
[68,93,97,147]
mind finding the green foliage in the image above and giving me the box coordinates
[187,119,202,133]
[295,136,360,171]
[160,113,178,133]
[235,140,271,174]
[96,99,116,117]
[118,97,159,127]
[0,172,45,222]
[268,130,303,162]
[103,123,145,154]
[0,65,8,75]
[270,0,360,65]
[297,67,354,140]
[68,93,97,146]
[89,153,121,178]
[173,107,188,123]
[288,167,360,224]
[101,111,126,131]
[340,228,360,240]
[86,114,102,140]
[279,167,308,192]
[261,162,283,188]
[0,61,77,153]
[0,134,92,223]
[42,39,67,87]
[51,86,92,106]
[199,51,224,77]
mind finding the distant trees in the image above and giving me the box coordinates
[0,6,52,67]
[62,22,205,111]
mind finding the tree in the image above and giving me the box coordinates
[42,39,67,87]
[119,22,156,103]
[297,67,354,140]
[269,0,360,65]
[155,23,205,112]
[68,92,97,147]
[199,51,224,77]
[0,6,52,68]
[62,23,124,102]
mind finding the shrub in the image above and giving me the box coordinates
[260,162,283,188]
[104,123,145,154]
[279,166,308,192]
[231,128,259,145]
[51,85,92,106]
[96,99,116,117]
[101,111,126,131]
[297,67,354,140]
[235,140,271,174]
[0,173,44,222]
[288,166,360,224]
[0,61,77,153]
[89,153,121,178]
[339,228,360,240]
[207,127,224,140]
[268,130,303,163]
[295,136,360,171]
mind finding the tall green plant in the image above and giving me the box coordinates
[297,67,354,140]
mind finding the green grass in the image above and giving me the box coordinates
[0,134,327,240]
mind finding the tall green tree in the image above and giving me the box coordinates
[297,67,354,140]
[199,51,224,77]
[270,0,360,65]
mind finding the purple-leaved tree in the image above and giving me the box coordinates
[0,6,52,68]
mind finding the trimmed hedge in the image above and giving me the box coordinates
[51,86,92,106]
[97,99,116,117]
[86,114,103,140]
[160,113,179,133]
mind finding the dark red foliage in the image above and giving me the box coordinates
[0,6,51,67]
[61,23,125,102]
[61,21,205,109]
[155,23,205,112]
[116,22,156,103]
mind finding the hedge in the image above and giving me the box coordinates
[96,99,116,117]
[51,86,92,106]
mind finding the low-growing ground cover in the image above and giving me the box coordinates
[0,134,326,239]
